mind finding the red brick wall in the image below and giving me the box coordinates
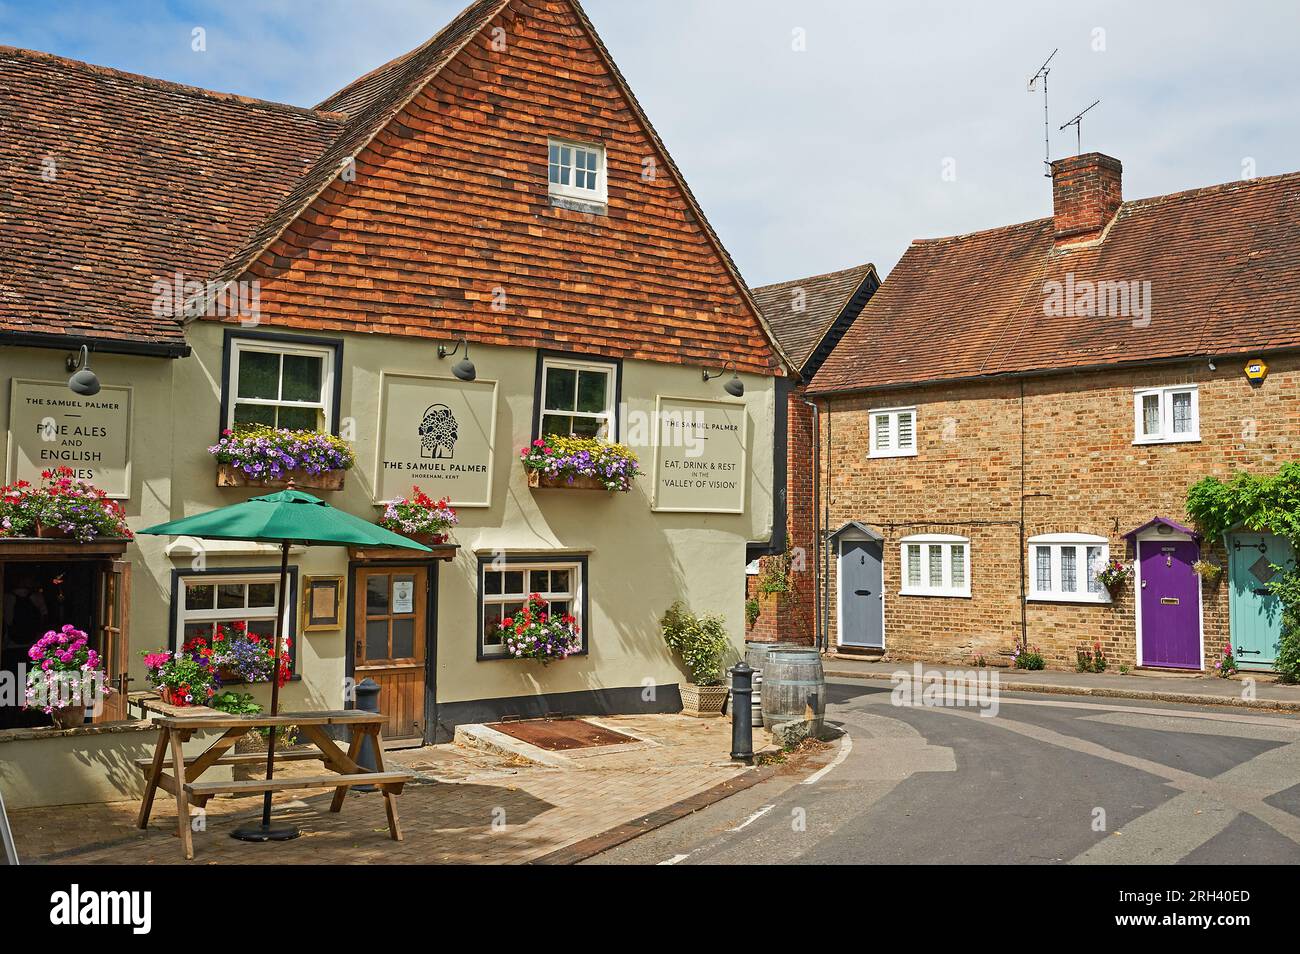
[228,0,778,375]
[1051,153,1123,243]
[817,355,1300,670]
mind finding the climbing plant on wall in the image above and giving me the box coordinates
[1186,462,1300,683]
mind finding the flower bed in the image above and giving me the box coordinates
[0,467,132,543]
[209,426,354,490]
[379,486,458,544]
[24,625,111,726]
[519,436,640,492]
[493,594,581,663]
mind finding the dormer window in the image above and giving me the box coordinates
[548,138,607,206]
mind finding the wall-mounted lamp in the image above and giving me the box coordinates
[66,345,101,396]
[703,362,744,397]
[437,336,476,382]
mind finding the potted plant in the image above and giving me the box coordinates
[1095,558,1132,600]
[23,625,111,729]
[198,621,291,686]
[1214,642,1238,678]
[208,425,355,491]
[660,601,730,716]
[378,486,458,545]
[141,646,219,707]
[0,467,133,542]
[492,593,581,663]
[520,436,641,491]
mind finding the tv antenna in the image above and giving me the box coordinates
[1059,100,1101,155]
[1027,48,1057,177]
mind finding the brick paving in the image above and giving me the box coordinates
[12,715,756,865]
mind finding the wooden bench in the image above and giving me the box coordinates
[135,709,412,859]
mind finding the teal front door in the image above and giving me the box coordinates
[1228,532,1294,671]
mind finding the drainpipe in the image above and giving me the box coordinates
[800,394,822,650]
[1019,379,1028,654]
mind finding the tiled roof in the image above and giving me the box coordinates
[752,263,877,372]
[811,171,1300,393]
[0,46,343,348]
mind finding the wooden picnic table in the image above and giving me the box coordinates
[135,709,411,859]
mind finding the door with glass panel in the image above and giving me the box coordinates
[354,567,427,742]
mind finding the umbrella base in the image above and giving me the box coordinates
[229,823,301,843]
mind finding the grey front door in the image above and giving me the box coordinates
[840,539,884,648]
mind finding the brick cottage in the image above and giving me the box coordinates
[807,154,1300,672]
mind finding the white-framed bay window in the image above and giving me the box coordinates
[899,534,970,597]
[537,355,617,440]
[478,556,587,660]
[1133,385,1199,445]
[869,406,917,458]
[226,335,338,432]
[1028,534,1109,603]
[547,138,607,204]
[174,570,298,669]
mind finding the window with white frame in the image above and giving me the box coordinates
[176,572,297,668]
[869,407,917,458]
[1028,534,1109,603]
[1134,385,1199,444]
[547,138,606,204]
[899,534,970,597]
[227,337,336,431]
[538,356,616,439]
[479,559,584,658]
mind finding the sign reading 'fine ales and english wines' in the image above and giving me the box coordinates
[375,373,497,507]
[7,380,133,499]
[653,396,748,513]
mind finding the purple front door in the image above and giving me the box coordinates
[1138,539,1201,669]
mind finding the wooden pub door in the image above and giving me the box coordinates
[354,565,429,743]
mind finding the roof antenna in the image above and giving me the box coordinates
[1027,49,1057,178]
[1059,100,1101,156]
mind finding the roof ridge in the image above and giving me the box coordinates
[1118,167,1300,212]
[753,261,876,294]
[0,45,347,122]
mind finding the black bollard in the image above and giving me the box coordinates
[354,678,382,791]
[729,661,754,763]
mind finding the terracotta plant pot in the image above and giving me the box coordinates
[34,522,74,539]
[390,530,449,547]
[158,686,193,707]
[526,470,612,491]
[217,462,346,491]
[50,706,85,730]
[680,683,729,718]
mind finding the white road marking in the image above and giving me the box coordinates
[727,804,775,832]
[658,853,690,865]
[802,732,853,785]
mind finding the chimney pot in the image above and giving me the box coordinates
[1050,152,1122,245]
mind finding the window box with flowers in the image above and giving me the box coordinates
[520,436,641,492]
[378,486,458,546]
[490,593,582,663]
[0,467,133,543]
[209,425,355,491]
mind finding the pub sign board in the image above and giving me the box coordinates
[652,395,748,513]
[375,372,497,507]
[7,379,133,499]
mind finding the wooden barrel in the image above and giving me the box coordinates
[742,642,797,726]
[761,649,825,730]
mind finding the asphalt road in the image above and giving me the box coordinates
[585,678,1300,865]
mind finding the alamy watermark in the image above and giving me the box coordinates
[1043,271,1152,327]
[890,662,1000,717]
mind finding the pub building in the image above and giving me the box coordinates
[0,0,793,807]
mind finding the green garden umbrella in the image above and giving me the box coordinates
[139,488,430,842]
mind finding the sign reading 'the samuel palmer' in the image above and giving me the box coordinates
[653,396,747,513]
[7,380,133,498]
[375,373,497,507]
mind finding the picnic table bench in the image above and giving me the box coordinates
[135,709,411,859]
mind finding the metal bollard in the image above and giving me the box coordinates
[354,678,382,790]
[729,661,754,763]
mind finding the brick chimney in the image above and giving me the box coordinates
[1050,152,1122,245]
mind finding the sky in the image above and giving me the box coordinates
[3,0,1298,285]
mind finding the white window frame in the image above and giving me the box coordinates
[899,534,970,598]
[175,571,295,666]
[868,406,917,458]
[547,138,607,204]
[1133,385,1199,445]
[537,356,616,440]
[479,560,584,659]
[227,338,335,432]
[1027,533,1110,603]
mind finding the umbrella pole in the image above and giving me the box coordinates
[231,540,299,843]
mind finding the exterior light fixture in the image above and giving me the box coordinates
[437,336,476,382]
[703,362,744,398]
[66,345,101,396]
